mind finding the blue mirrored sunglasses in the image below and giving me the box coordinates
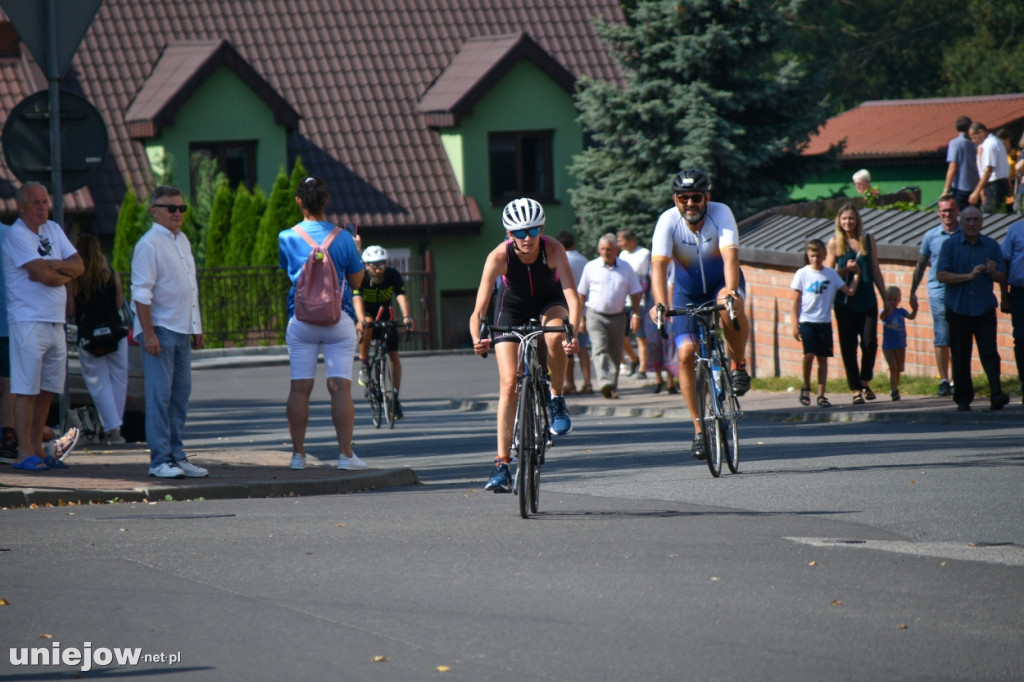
[508,226,541,240]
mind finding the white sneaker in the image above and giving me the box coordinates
[149,462,185,479]
[105,427,127,446]
[289,452,306,470]
[175,458,209,478]
[337,453,367,470]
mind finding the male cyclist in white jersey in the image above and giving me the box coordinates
[649,169,751,461]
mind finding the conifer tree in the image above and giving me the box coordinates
[111,188,142,274]
[570,0,836,247]
[254,167,292,266]
[225,184,257,267]
[202,177,234,269]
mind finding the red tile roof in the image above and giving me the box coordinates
[803,94,1024,160]
[0,1,624,234]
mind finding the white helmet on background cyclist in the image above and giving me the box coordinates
[361,245,388,264]
[501,198,545,231]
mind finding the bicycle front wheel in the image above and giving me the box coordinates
[368,360,383,428]
[697,363,723,477]
[720,372,740,474]
[381,355,396,429]
[516,380,536,519]
[530,378,546,513]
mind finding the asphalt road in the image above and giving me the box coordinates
[1,354,1021,681]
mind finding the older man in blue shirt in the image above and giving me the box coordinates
[936,206,1009,412]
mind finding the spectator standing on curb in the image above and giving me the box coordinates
[578,234,642,400]
[791,238,860,409]
[68,234,129,445]
[2,182,83,471]
[617,228,650,379]
[0,220,14,457]
[824,205,886,405]
[880,286,918,401]
[943,116,979,210]
[555,230,593,395]
[1001,218,1024,402]
[909,195,961,397]
[278,177,366,471]
[969,122,1011,213]
[936,206,1009,412]
[132,185,207,479]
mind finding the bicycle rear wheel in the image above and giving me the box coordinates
[697,363,723,477]
[368,358,383,428]
[516,380,536,519]
[381,355,396,429]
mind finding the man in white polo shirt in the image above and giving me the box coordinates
[577,233,642,399]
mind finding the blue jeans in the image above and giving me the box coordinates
[141,327,193,466]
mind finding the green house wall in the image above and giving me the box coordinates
[143,66,289,194]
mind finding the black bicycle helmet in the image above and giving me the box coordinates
[672,169,711,194]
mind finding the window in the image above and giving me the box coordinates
[189,141,256,194]
[488,131,553,204]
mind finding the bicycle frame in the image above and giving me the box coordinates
[364,318,405,429]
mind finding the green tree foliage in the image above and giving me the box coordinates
[202,178,234,269]
[111,188,142,274]
[225,184,258,267]
[254,167,294,266]
[570,0,835,246]
[287,157,308,216]
[942,1,1024,96]
[189,153,224,264]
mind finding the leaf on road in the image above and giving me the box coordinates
[437,665,451,672]
[372,655,387,663]
[897,624,908,629]
[0,598,9,605]
[39,633,53,639]
[808,561,817,566]
[832,600,843,607]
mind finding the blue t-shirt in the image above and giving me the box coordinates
[935,232,1005,316]
[946,134,979,192]
[0,223,7,337]
[278,220,364,322]
[881,307,909,350]
[1001,221,1024,289]
[918,224,959,306]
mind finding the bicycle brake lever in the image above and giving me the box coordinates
[725,295,740,331]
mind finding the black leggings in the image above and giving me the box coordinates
[834,303,878,392]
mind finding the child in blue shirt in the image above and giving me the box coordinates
[880,285,918,400]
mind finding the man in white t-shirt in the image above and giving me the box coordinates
[617,229,651,379]
[969,122,1010,213]
[2,182,84,470]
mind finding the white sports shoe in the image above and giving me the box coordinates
[175,458,209,478]
[289,452,306,470]
[337,453,368,470]
[149,462,185,479]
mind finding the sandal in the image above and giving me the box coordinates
[563,384,578,395]
[862,386,876,401]
[852,392,865,405]
[817,395,832,408]
[799,387,811,406]
[580,383,594,395]
[12,455,49,471]
[890,389,900,401]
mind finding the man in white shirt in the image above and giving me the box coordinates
[131,185,206,479]
[2,182,84,470]
[969,122,1011,213]
[618,228,651,379]
[577,234,642,399]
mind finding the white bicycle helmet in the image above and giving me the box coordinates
[501,198,545,231]
[361,245,388,263]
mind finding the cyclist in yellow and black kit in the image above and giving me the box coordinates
[353,245,414,419]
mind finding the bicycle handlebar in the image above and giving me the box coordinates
[479,316,575,358]
[656,295,740,339]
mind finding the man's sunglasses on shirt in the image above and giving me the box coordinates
[508,226,541,240]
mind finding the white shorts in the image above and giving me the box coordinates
[286,315,357,381]
[10,321,67,395]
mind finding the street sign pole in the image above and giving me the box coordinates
[45,0,63,226]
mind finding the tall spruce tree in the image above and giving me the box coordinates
[202,177,234,269]
[254,167,293,266]
[570,0,836,247]
[111,188,142,274]
[225,184,258,267]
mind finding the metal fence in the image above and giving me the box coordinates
[123,262,436,350]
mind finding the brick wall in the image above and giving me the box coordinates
[744,259,1017,382]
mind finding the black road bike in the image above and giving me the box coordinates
[363,318,405,429]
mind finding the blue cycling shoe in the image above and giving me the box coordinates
[549,396,572,435]
[484,461,512,493]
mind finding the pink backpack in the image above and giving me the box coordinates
[292,225,343,325]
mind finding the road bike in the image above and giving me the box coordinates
[363,316,405,429]
[483,317,573,518]
[657,297,742,477]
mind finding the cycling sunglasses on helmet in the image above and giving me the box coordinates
[508,226,542,240]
